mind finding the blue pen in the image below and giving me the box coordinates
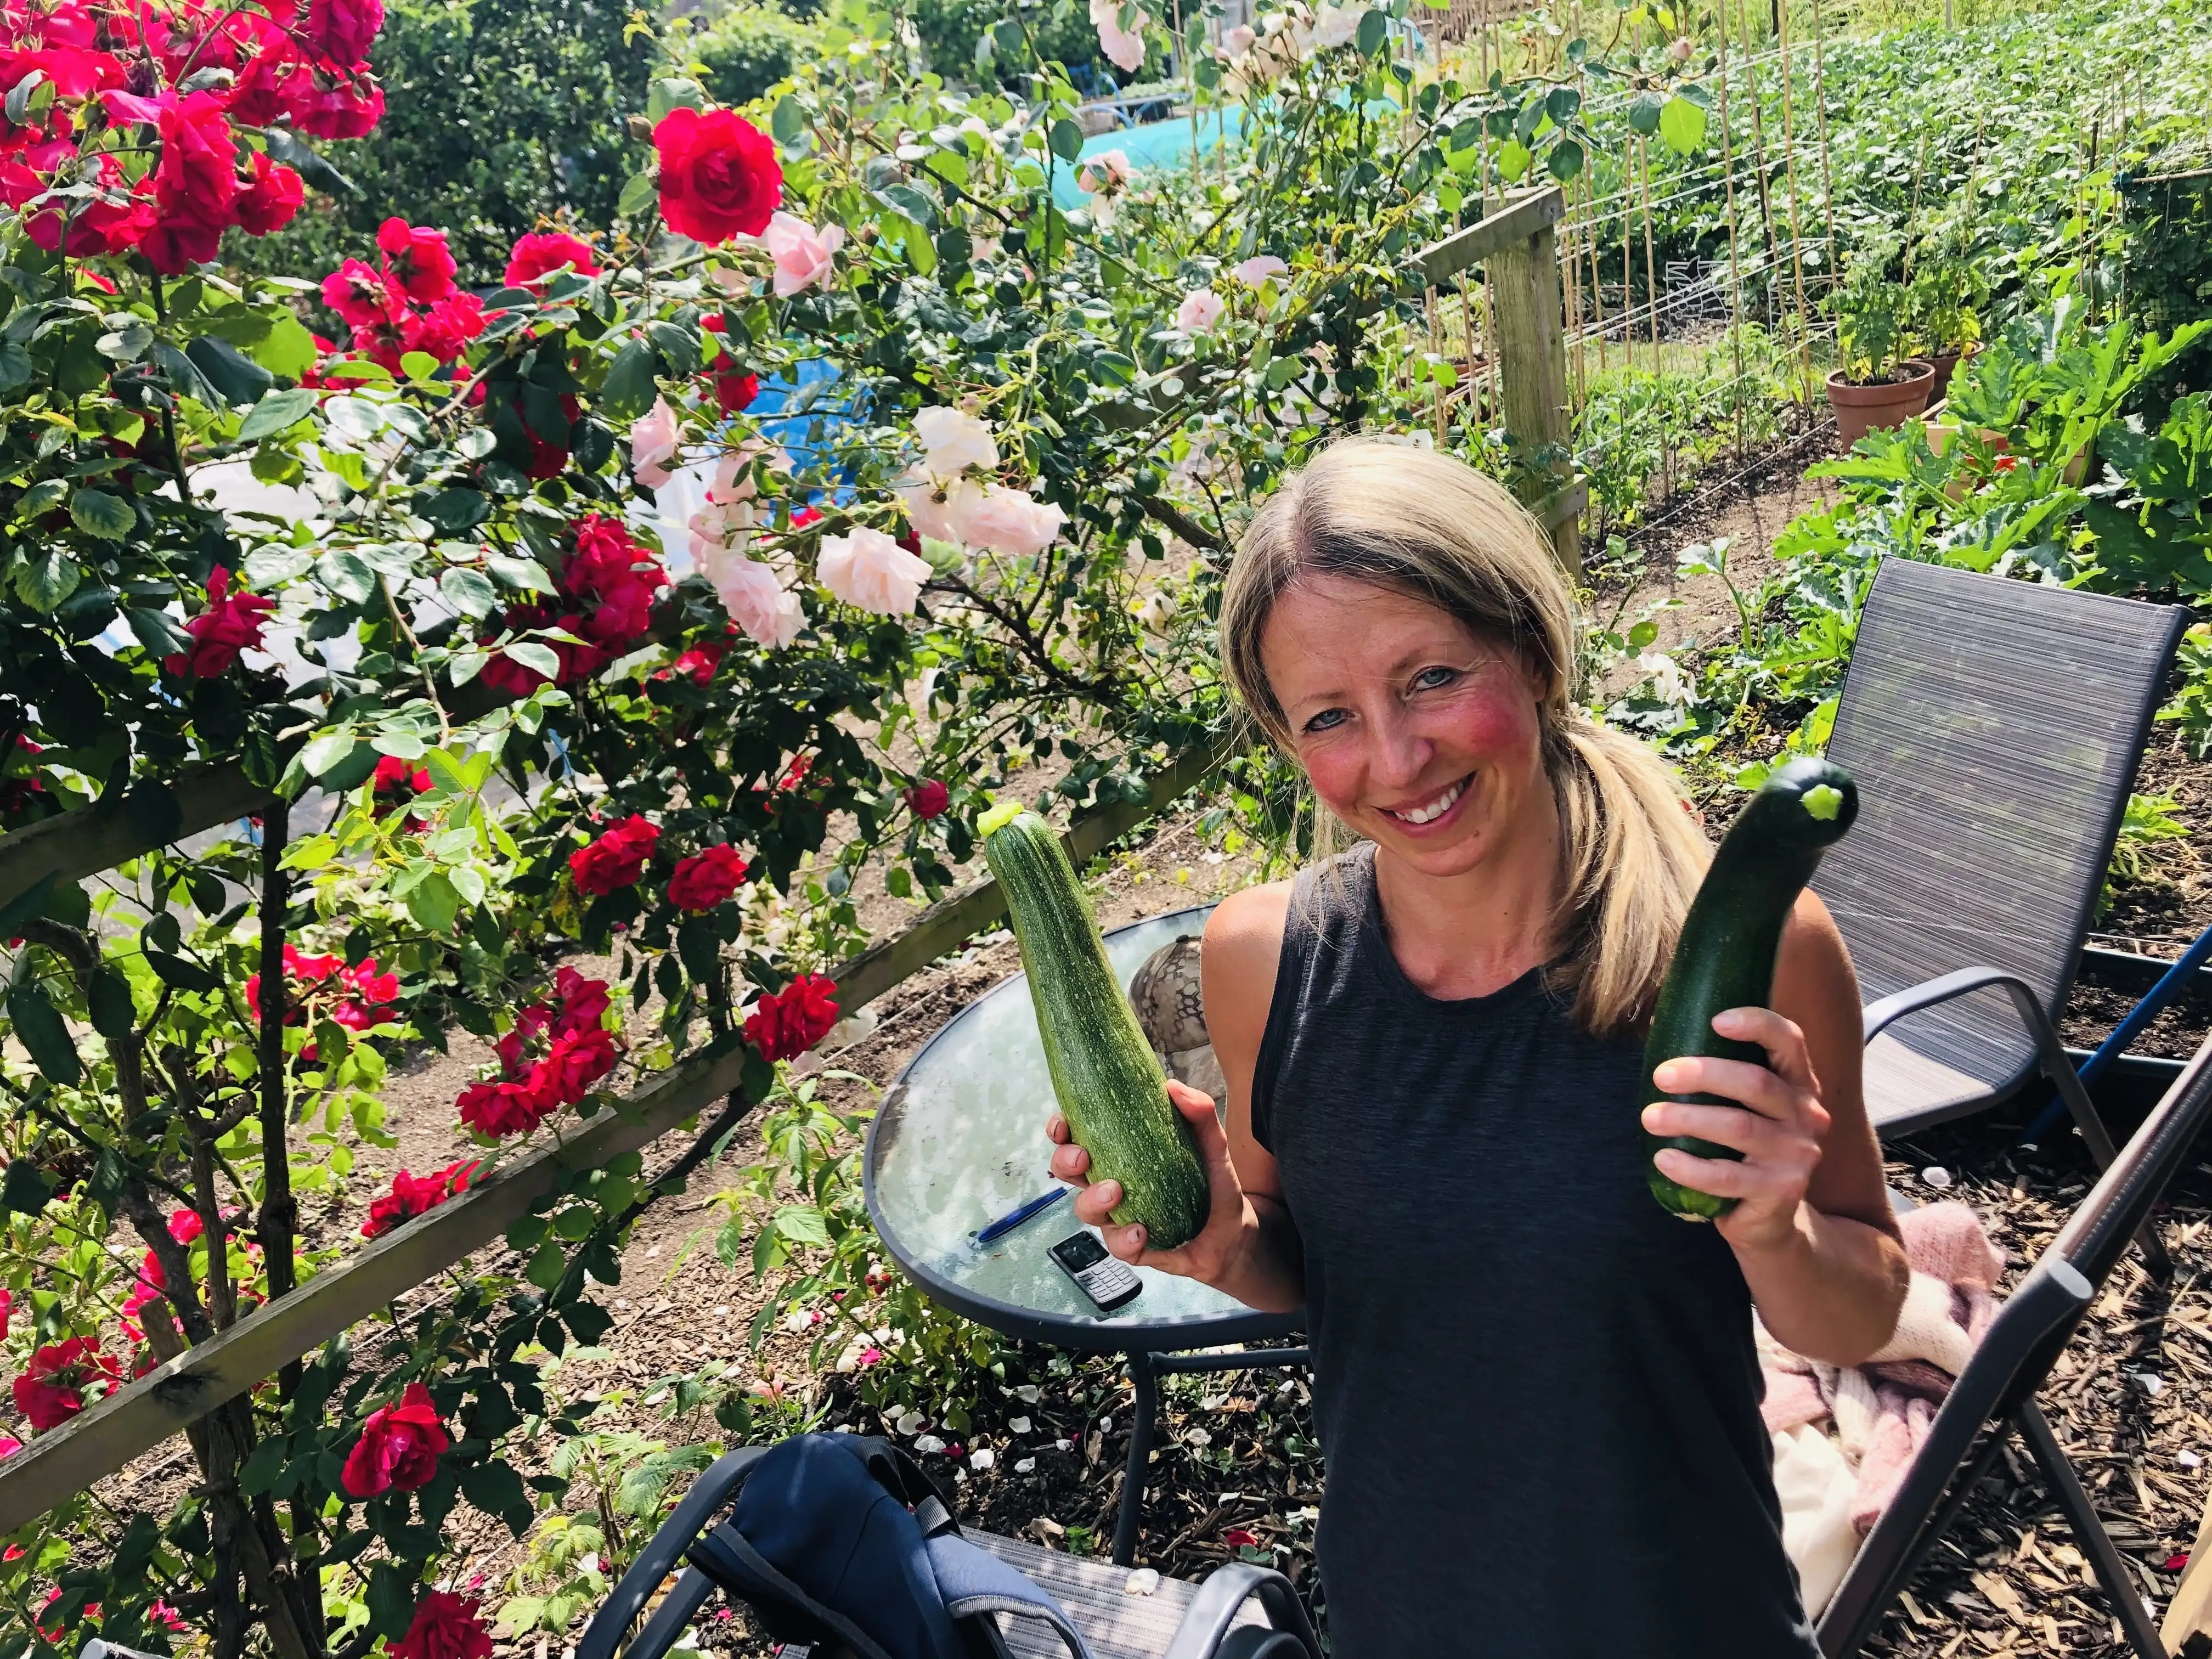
[975,1186,1068,1245]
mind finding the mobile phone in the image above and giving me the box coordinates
[1049,1230,1142,1312]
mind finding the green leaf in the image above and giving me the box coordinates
[404,871,461,933]
[440,566,498,618]
[87,968,135,1040]
[239,1436,288,1497]
[525,1241,567,1290]
[365,1564,413,1639]
[153,340,223,409]
[487,554,554,593]
[0,876,57,942]
[300,728,358,778]
[774,1203,830,1247]
[771,95,804,145]
[146,950,220,994]
[1627,91,1663,136]
[238,386,320,442]
[1496,139,1532,182]
[503,641,561,682]
[186,335,274,407]
[1,1160,54,1220]
[249,314,321,380]
[646,76,706,122]
[7,986,80,1087]
[69,488,133,541]
[1356,5,1388,52]
[600,339,660,424]
[317,548,377,604]
[461,1460,530,1525]
[264,126,351,196]
[617,170,658,218]
[323,395,384,441]
[13,549,81,611]
[1545,86,1582,124]
[1048,119,1084,163]
[1657,93,1707,155]
[126,780,183,846]
[243,545,315,587]
[1545,138,1585,181]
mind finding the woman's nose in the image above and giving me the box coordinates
[1368,707,1430,789]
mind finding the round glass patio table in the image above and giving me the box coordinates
[865,900,1305,1562]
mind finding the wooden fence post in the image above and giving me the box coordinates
[1409,186,1585,574]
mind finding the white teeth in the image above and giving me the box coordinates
[1393,777,1466,825]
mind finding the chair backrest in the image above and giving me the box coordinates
[1816,1033,2212,1657]
[1821,559,2184,1098]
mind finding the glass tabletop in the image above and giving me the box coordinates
[864,902,1295,1353]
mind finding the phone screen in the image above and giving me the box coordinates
[1050,1231,1110,1272]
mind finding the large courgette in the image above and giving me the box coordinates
[1644,757,1859,1220]
[981,803,1210,1250]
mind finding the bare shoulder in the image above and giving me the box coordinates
[1201,881,1294,1049]
[1777,887,1855,988]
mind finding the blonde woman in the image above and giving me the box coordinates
[1047,439,1908,1656]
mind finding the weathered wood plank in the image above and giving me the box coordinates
[0,741,1229,1532]
[1408,186,1565,289]
[0,761,276,915]
[1487,209,1580,572]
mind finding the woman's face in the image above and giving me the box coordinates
[1261,573,1551,879]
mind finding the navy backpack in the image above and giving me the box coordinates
[684,1433,1095,1659]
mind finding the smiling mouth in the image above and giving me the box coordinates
[1381,774,1471,826]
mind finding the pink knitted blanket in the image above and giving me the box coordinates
[1758,1201,2005,1534]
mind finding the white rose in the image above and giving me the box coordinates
[704,548,805,648]
[818,526,933,616]
[951,484,1065,556]
[1177,288,1226,334]
[913,406,999,474]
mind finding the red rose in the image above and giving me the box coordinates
[13,1338,122,1432]
[163,566,275,678]
[304,0,384,66]
[744,973,839,1063]
[404,291,486,363]
[715,370,760,414]
[340,1380,449,1497]
[376,217,456,304]
[904,780,950,820]
[656,635,729,685]
[360,1159,479,1239]
[540,1025,618,1101]
[321,257,391,328]
[667,845,749,911]
[287,62,385,140]
[18,153,152,257]
[332,957,400,1031]
[234,150,304,235]
[455,1076,557,1137]
[552,967,612,1036]
[387,1592,494,1659]
[505,230,600,292]
[140,91,236,272]
[569,814,660,895]
[652,106,781,244]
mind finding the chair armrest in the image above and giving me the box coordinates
[576,1447,768,1659]
[1863,965,2044,1045]
[1162,1564,1321,1659]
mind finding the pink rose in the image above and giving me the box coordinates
[762,211,843,297]
[704,549,805,648]
[1176,288,1226,334]
[1231,255,1287,287]
[898,475,981,545]
[1090,0,1150,71]
[630,398,681,488]
[951,484,1065,557]
[818,527,932,617]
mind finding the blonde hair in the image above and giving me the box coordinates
[1220,436,1709,1039]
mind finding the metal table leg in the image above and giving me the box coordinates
[1113,1348,1160,1567]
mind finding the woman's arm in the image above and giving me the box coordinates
[1641,889,1910,1366]
[1046,882,1307,1313]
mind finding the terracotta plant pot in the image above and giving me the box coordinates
[1827,360,1938,445]
[1926,342,1980,402]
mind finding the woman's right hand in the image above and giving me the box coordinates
[1047,1080,1253,1285]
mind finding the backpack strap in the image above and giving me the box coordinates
[923,1536,1096,1659]
[688,1520,898,1659]
[841,1435,960,1537]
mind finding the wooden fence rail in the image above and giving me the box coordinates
[0,740,1228,1535]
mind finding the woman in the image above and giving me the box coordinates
[1047,439,1908,1656]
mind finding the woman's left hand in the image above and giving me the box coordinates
[1643,1006,1831,1256]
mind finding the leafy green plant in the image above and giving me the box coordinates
[1830,239,1916,385]
[2103,791,2193,910]
[2157,622,2212,758]
[2084,391,2212,594]
[1905,211,1987,359]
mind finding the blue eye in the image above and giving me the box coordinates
[1304,708,1347,733]
[1412,665,1459,691]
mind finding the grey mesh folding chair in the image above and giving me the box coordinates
[576,1443,1321,1659]
[1818,560,2186,1162]
[1818,1032,2212,1659]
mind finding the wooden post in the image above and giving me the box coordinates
[1489,204,1581,572]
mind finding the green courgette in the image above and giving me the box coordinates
[1644,756,1859,1221]
[981,802,1210,1250]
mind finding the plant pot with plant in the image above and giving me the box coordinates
[1825,249,1936,445]
[1906,215,1988,400]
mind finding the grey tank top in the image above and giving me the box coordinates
[1250,846,1818,1658]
